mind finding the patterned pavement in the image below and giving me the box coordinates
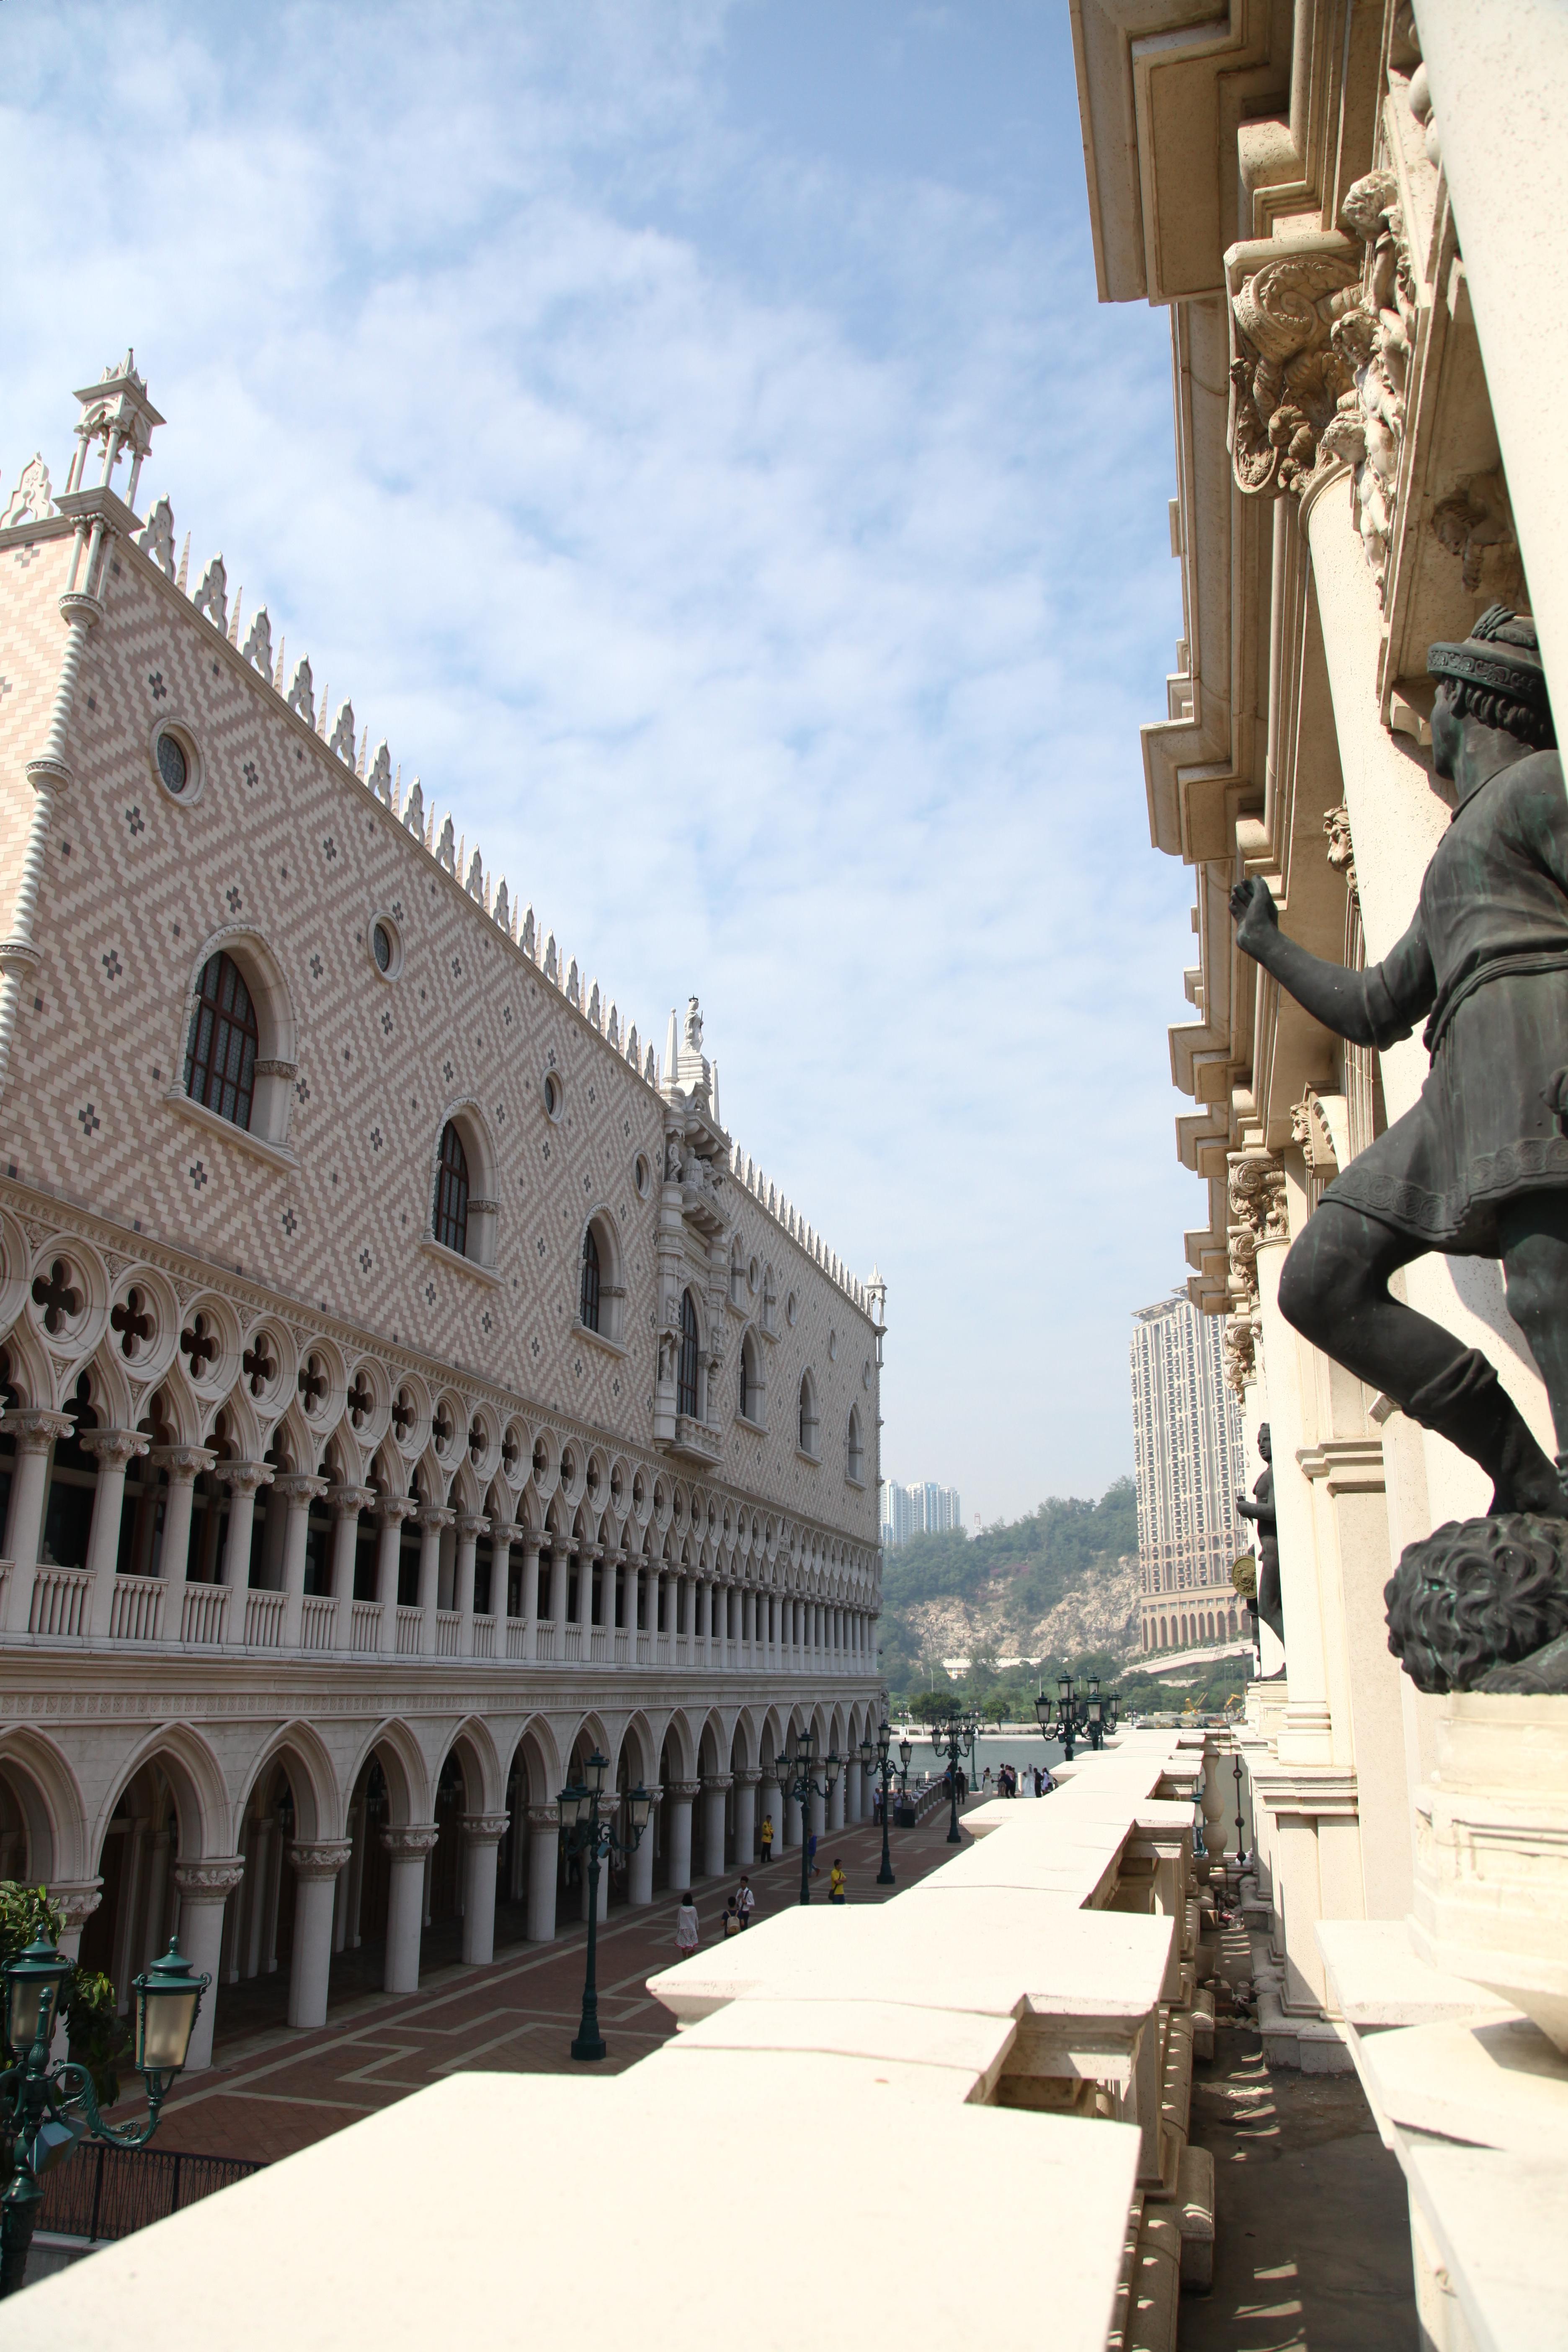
[140,1802,974,2164]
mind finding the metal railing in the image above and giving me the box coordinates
[39,2141,264,2245]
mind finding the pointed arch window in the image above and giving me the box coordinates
[847,1406,864,1484]
[798,1373,819,1458]
[580,1225,601,1331]
[678,1289,700,1418]
[184,952,258,1131]
[434,1121,470,1256]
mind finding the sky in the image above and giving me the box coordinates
[0,0,1199,1527]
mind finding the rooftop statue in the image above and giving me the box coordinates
[1230,607,1568,1692]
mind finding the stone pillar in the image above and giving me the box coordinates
[82,1429,149,1635]
[525,1804,560,1942]
[784,1789,803,1847]
[757,1775,783,1862]
[140,1831,172,1968]
[700,1775,732,1878]
[459,1812,508,1964]
[275,1474,327,1648]
[149,1446,214,1589]
[376,1497,418,1654]
[453,1513,486,1654]
[490,1521,519,1632]
[664,1780,699,1893]
[326,1485,372,1649]
[416,1506,453,1656]
[173,1857,246,2071]
[2,1412,72,1632]
[846,1760,864,1824]
[242,1814,273,1979]
[629,1793,658,1906]
[381,1823,439,1993]
[828,1771,845,1834]
[521,1538,540,1656]
[219,1463,274,1646]
[808,1784,826,1842]
[286,1841,353,2028]
[732,1768,759,1866]
[547,1545,567,1631]
[47,1881,102,1968]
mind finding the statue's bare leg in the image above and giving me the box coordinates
[1498,1193,1568,1460]
[1277,1200,1566,1515]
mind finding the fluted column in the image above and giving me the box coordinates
[275,1473,327,1648]
[219,1463,274,1646]
[525,1804,560,1942]
[82,1429,149,1636]
[174,1857,245,2071]
[286,1841,353,2027]
[375,1497,418,1654]
[381,1823,439,1992]
[416,1506,453,1656]
[460,1812,509,1964]
[454,1513,488,1655]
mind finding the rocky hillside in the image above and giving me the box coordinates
[879,1481,1140,1691]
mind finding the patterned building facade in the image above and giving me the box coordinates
[0,357,884,2064]
[1129,1292,1246,1653]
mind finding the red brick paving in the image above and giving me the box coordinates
[139,1804,972,2164]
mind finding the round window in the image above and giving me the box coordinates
[156,732,188,794]
[786,1290,798,1327]
[634,1152,650,1197]
[367,914,402,981]
[543,1073,562,1120]
[372,922,392,971]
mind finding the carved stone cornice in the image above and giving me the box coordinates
[288,1839,353,1882]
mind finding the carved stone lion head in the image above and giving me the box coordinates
[1385,1514,1568,1692]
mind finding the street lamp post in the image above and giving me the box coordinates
[859,1720,912,1888]
[557,1751,652,2063]
[1034,1673,1120,1762]
[0,1933,209,2296]
[772,1731,841,1906]
[927,1707,980,1845]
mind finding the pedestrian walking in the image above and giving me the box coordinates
[675,1891,699,1953]
[760,1813,775,1862]
[736,1875,756,1929]
[723,1896,742,1937]
[829,1859,847,1905]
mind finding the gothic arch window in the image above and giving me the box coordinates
[738,1327,764,1426]
[678,1289,700,1419]
[184,952,258,1131]
[434,1122,470,1256]
[846,1406,864,1485]
[797,1372,819,1460]
[580,1225,601,1331]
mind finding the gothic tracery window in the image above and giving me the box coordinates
[184,952,258,1131]
[434,1121,470,1256]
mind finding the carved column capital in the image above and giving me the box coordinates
[460,1812,510,1845]
[380,1822,440,1860]
[327,1483,375,1517]
[731,1767,762,1787]
[418,1506,456,1534]
[220,1459,276,1497]
[288,1840,353,1882]
[173,1856,246,1898]
[81,1427,149,1471]
[526,1804,562,1834]
[456,1513,490,1540]
[701,1773,734,1795]
[149,1444,217,1484]
[46,1878,102,1929]
[6,1410,73,1455]
[377,1494,420,1527]
[663,1779,701,1803]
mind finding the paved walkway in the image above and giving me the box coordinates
[143,1804,973,2165]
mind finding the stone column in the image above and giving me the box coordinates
[453,1513,487,1654]
[628,1791,658,1907]
[732,1768,759,1867]
[375,1497,418,1654]
[700,1774,731,1878]
[520,1537,541,1657]
[148,1446,214,1589]
[525,1804,560,1942]
[2,1412,72,1632]
[326,1485,373,1649]
[275,1474,327,1649]
[784,1788,802,1847]
[140,1830,173,1968]
[757,1774,783,1862]
[219,1463,274,1647]
[664,1780,699,1893]
[459,1812,508,1964]
[416,1506,453,1656]
[381,1823,439,1993]
[81,1429,150,1636]
[173,1857,245,2071]
[808,1784,826,1842]
[286,1841,353,2028]
[47,1880,102,2055]
[547,1545,567,1632]
[490,1521,519,1634]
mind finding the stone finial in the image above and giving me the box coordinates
[193,555,227,630]
[566,958,580,1008]
[436,815,456,874]
[176,531,190,592]
[0,455,54,527]
[136,496,176,577]
[626,1022,638,1068]
[606,1003,619,1048]
[317,682,331,738]
[644,1044,657,1084]
[466,849,485,899]
[494,878,511,935]
[544,934,559,983]
[228,587,243,645]
[521,907,536,959]
[273,634,286,690]
[403,778,424,837]
[66,350,163,510]
[368,742,392,803]
[286,657,315,724]
[329,701,356,763]
[587,980,601,1028]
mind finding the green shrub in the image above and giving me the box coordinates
[0,1883,129,2107]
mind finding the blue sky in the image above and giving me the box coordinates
[0,0,1198,1525]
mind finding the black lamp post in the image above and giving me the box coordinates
[0,1932,208,2296]
[558,1751,652,2062]
[1036,1675,1120,1762]
[772,1730,840,1906]
[927,1707,979,1844]
[859,1720,910,1889]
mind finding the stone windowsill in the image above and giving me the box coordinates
[576,1318,629,1359]
[735,1410,767,1436]
[162,1088,299,1173]
[418,1235,503,1289]
[796,1445,821,1467]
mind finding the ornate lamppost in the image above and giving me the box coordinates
[927,1706,979,1845]
[859,1720,912,1888]
[771,1730,840,1906]
[557,1750,652,2063]
[1036,1674,1120,1762]
[0,1934,209,2295]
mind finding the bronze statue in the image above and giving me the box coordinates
[1234,1424,1283,1649]
[1230,607,1568,1688]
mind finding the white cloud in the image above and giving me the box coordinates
[0,0,1197,1522]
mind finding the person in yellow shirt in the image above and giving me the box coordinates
[760,1813,774,1862]
[828,1859,847,1905]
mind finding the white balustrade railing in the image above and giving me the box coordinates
[472,1613,496,1660]
[505,1620,531,1660]
[245,1589,286,1648]
[395,1605,423,1656]
[180,1583,229,1645]
[109,1574,165,1642]
[350,1600,382,1653]
[31,1566,93,1638]
[562,1626,583,1662]
[535,1621,557,1660]
[435,1610,460,1658]
[300,1595,336,1653]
